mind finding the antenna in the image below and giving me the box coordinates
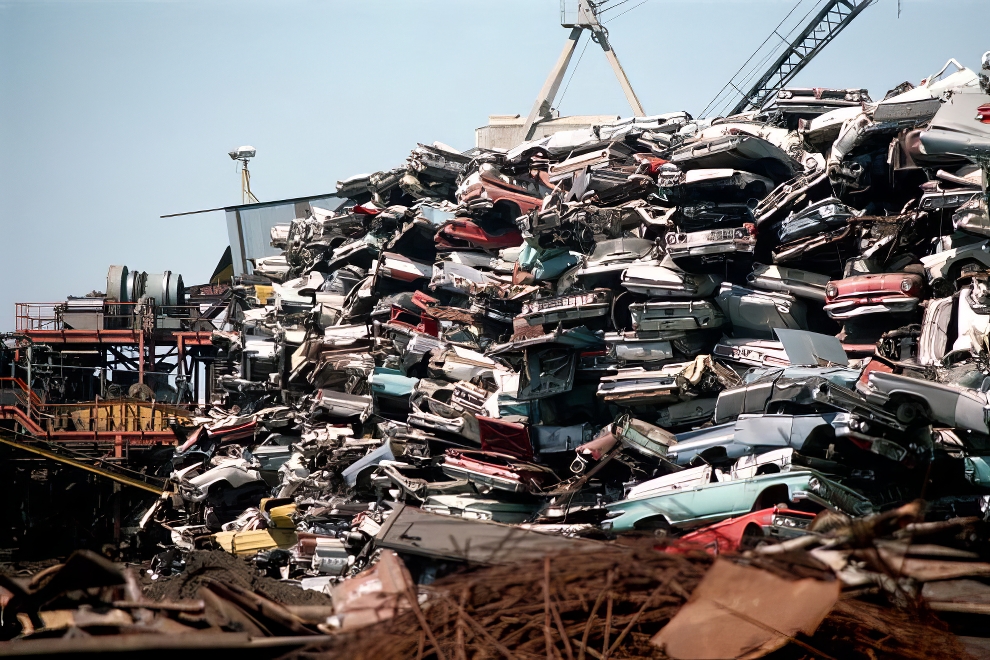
[228,146,259,204]
[522,0,645,141]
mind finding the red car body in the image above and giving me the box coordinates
[435,219,523,251]
[824,273,924,318]
[389,305,440,337]
[377,252,434,283]
[662,506,815,555]
[441,449,556,493]
[478,416,533,460]
[458,171,546,216]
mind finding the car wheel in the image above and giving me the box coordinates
[739,523,765,550]
[895,401,926,424]
[634,516,671,538]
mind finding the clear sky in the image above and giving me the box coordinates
[1,0,987,329]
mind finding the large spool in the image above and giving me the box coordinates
[105,265,184,308]
[106,265,129,302]
[143,271,185,306]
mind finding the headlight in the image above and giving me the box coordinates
[845,92,861,102]
[666,233,677,245]
[900,278,913,293]
[825,284,838,299]
[778,90,793,99]
[677,234,687,243]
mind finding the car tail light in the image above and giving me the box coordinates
[847,436,873,452]
[825,283,838,299]
[743,222,756,236]
[977,104,990,124]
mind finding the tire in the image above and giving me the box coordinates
[634,516,671,538]
[895,400,927,424]
[739,523,765,550]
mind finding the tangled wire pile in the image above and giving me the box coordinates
[296,540,967,660]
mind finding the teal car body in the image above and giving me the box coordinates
[368,368,419,397]
[603,467,872,533]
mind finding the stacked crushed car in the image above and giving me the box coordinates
[109,52,990,635]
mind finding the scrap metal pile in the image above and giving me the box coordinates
[7,53,990,656]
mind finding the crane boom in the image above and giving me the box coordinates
[705,0,876,119]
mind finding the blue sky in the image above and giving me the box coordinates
[0,0,987,329]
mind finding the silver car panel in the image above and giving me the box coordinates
[715,284,808,339]
[316,390,373,420]
[747,263,830,302]
[665,227,756,259]
[713,338,791,367]
[777,197,855,243]
[605,333,676,363]
[953,197,990,238]
[919,297,954,366]
[866,371,989,435]
[518,289,612,326]
[629,300,725,332]
[621,266,722,298]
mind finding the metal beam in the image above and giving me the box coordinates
[523,26,584,141]
[593,28,645,118]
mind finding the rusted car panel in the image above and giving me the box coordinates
[597,366,684,406]
[614,414,678,459]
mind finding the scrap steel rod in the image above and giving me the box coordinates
[0,433,164,493]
